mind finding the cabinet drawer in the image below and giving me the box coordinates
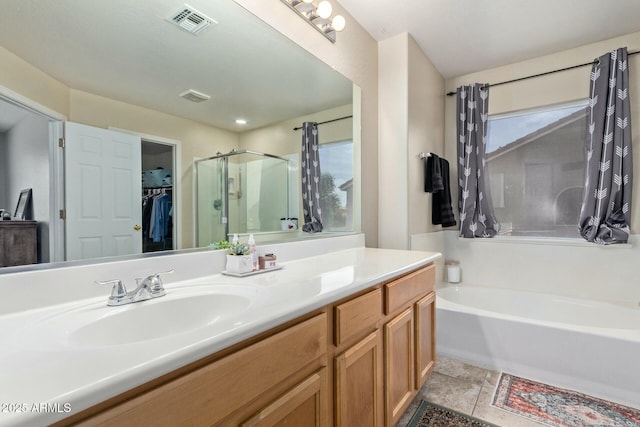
[78,313,327,427]
[384,264,435,314]
[334,288,382,346]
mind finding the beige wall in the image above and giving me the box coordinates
[0,47,69,116]
[407,35,446,237]
[235,0,379,246]
[378,33,445,249]
[378,35,409,249]
[239,104,353,156]
[445,31,640,232]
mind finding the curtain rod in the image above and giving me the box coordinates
[445,50,640,97]
[293,115,353,131]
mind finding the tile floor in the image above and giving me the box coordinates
[396,355,548,427]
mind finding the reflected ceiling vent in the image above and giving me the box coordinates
[179,89,211,103]
[168,4,216,35]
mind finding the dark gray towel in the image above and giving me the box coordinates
[424,155,444,193]
[424,155,456,227]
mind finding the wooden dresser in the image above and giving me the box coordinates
[0,220,37,267]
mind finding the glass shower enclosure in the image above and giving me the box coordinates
[195,149,290,246]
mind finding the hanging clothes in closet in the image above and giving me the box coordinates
[142,189,173,251]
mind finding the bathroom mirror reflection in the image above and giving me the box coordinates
[0,0,358,270]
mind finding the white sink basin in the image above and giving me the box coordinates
[72,293,251,346]
[16,284,259,348]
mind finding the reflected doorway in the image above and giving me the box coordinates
[0,93,64,265]
[141,141,176,253]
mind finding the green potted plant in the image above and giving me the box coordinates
[209,240,231,251]
[226,242,252,274]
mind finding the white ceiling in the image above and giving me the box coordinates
[0,0,352,132]
[338,0,640,78]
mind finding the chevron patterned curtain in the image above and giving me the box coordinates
[579,48,633,244]
[456,84,500,238]
[301,122,324,233]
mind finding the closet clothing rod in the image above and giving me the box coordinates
[445,50,640,97]
[293,115,353,131]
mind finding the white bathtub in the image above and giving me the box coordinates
[436,284,640,409]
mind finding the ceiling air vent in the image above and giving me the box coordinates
[169,5,216,35]
[179,89,211,103]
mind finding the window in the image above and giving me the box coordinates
[486,101,588,238]
[318,140,353,231]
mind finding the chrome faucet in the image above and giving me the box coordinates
[96,269,174,306]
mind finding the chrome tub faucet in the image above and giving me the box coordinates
[96,269,174,306]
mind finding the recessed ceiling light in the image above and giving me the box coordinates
[235,119,247,125]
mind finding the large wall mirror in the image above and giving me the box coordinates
[0,0,360,271]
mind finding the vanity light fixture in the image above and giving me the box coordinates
[235,119,247,125]
[316,1,332,19]
[280,0,346,43]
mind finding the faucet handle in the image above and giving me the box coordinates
[155,269,175,277]
[148,269,174,297]
[95,279,129,306]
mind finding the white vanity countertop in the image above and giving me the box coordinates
[0,247,440,426]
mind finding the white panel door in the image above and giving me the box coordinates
[65,122,142,261]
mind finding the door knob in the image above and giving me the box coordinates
[134,224,142,231]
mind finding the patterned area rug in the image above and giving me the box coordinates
[408,401,498,427]
[492,373,640,426]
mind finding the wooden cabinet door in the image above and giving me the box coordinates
[415,292,435,389]
[384,308,414,427]
[242,369,328,427]
[335,330,383,427]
